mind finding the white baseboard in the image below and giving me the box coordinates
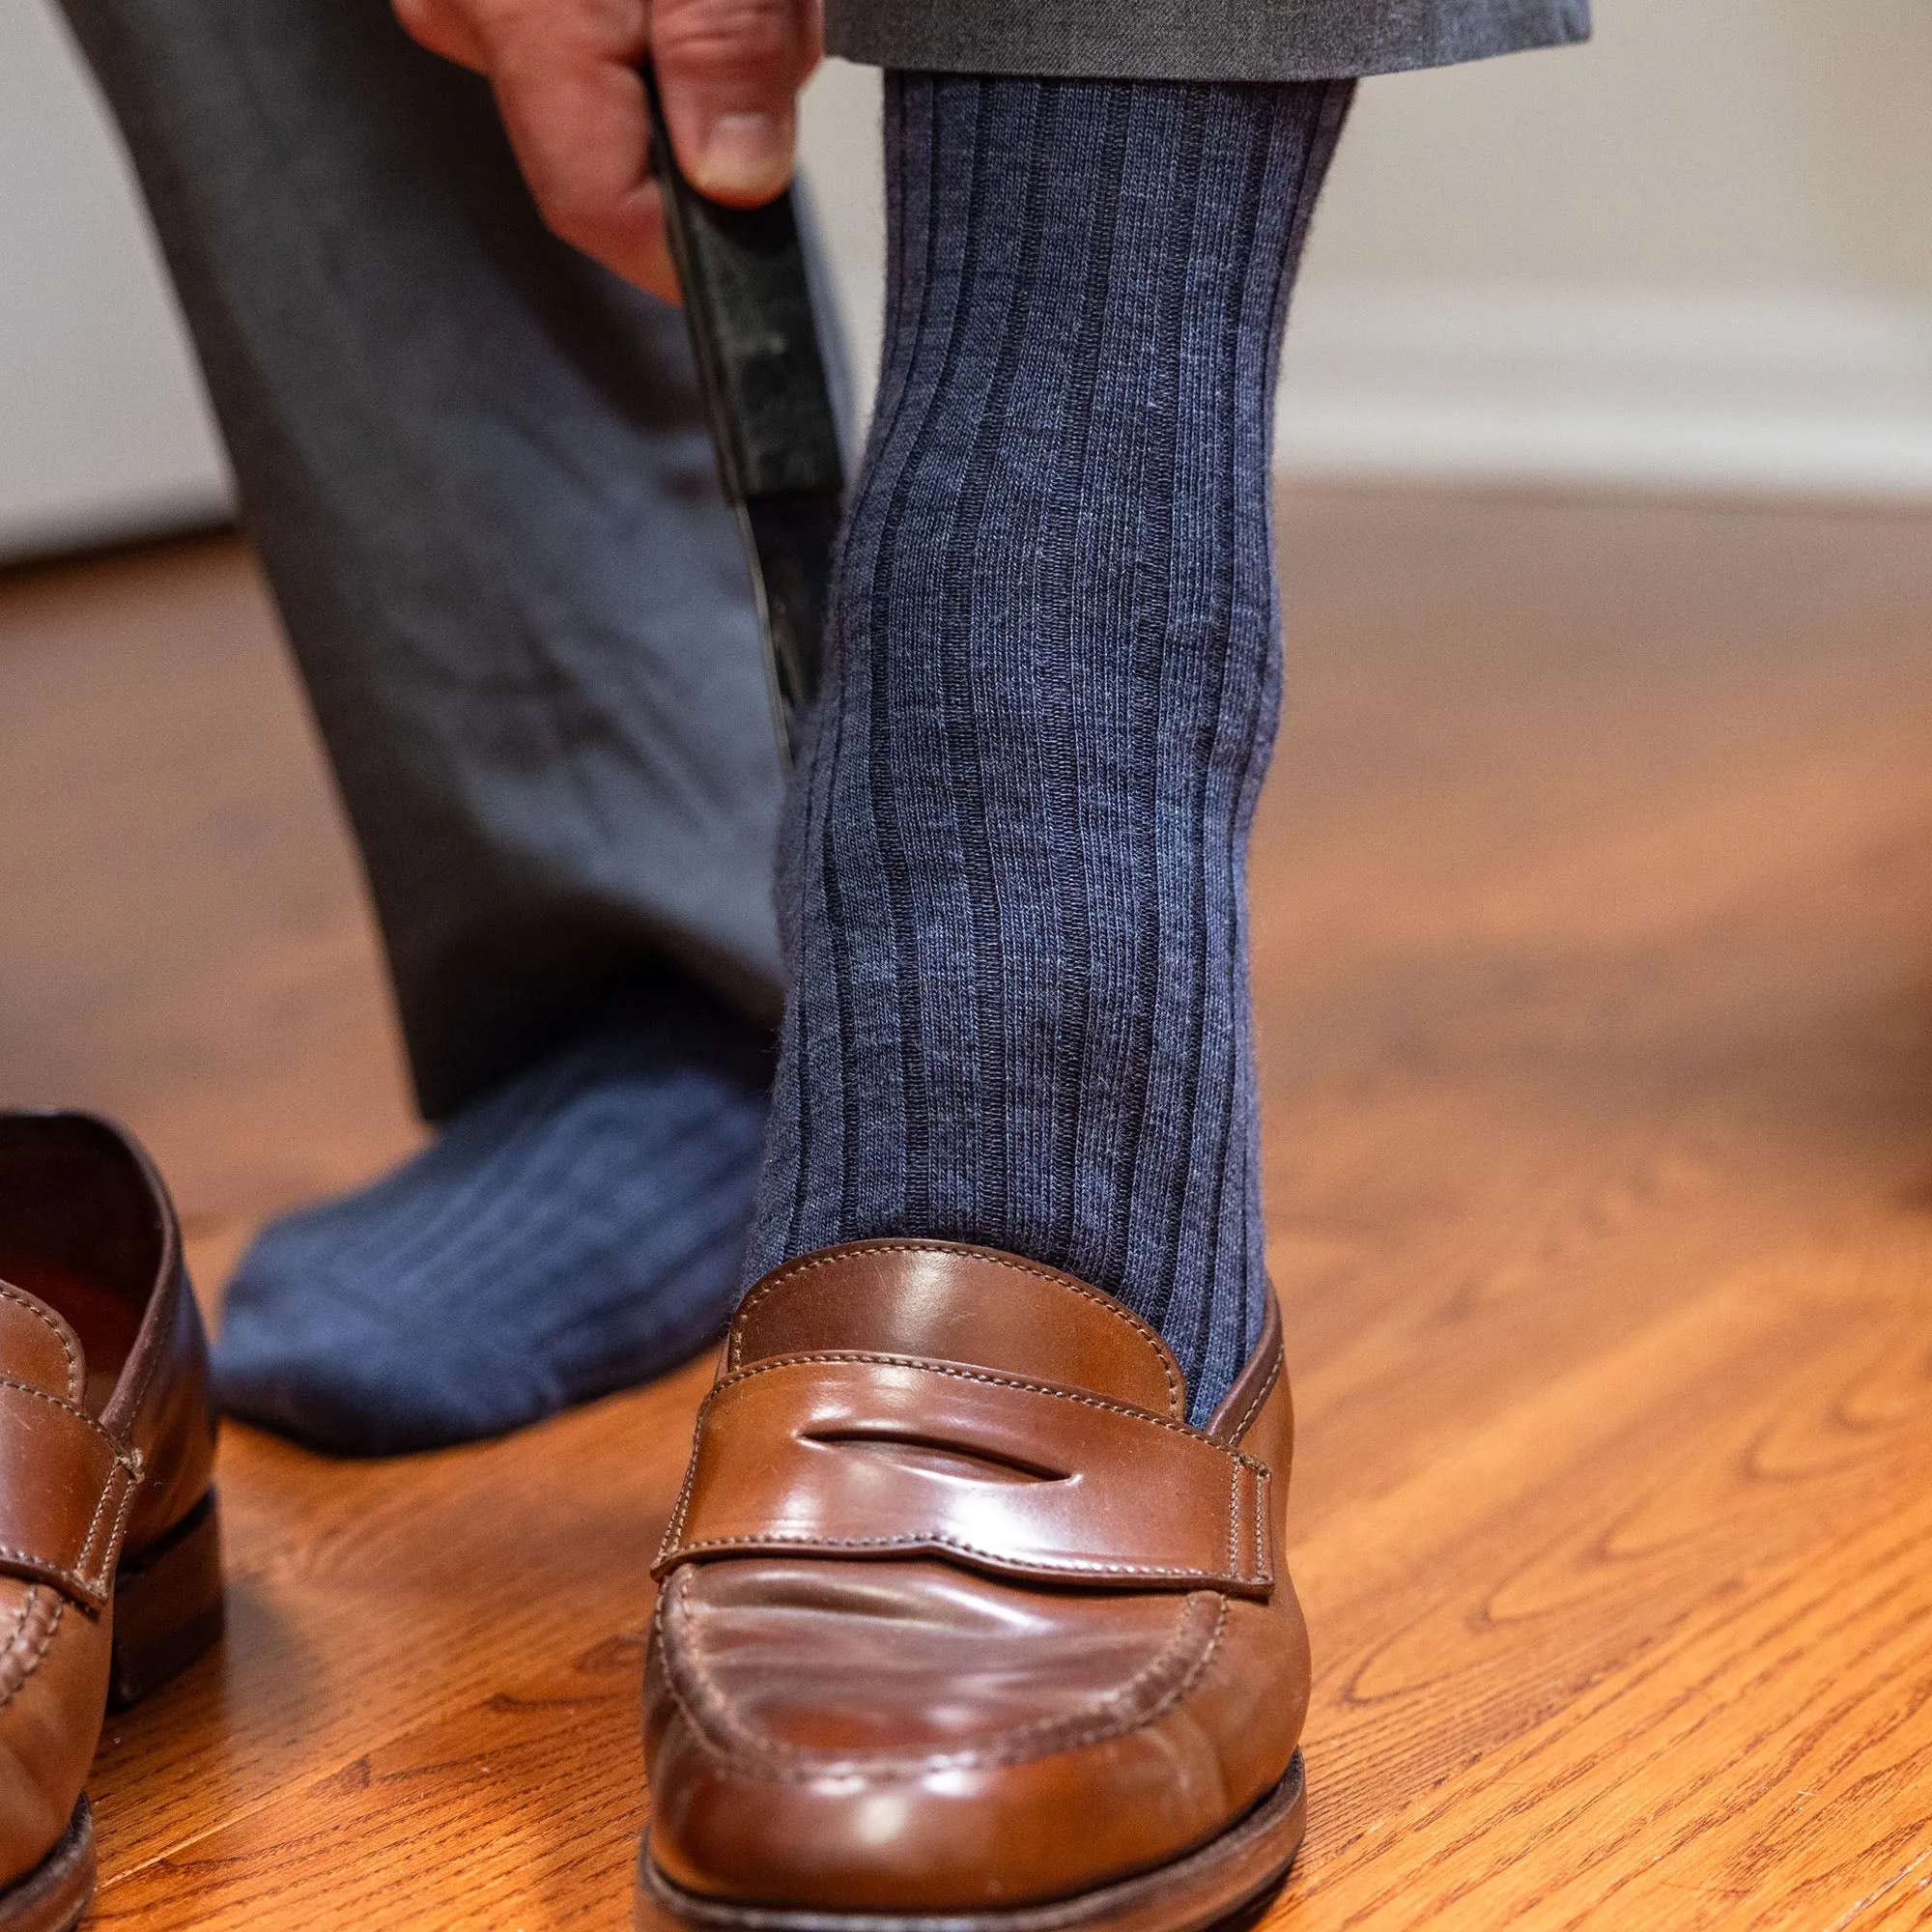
[12,267,1932,570]
[0,486,233,571]
[1275,286,1932,500]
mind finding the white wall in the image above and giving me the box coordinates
[6,0,1932,562]
[1279,0,1932,494]
[1316,0,1932,296]
[0,0,229,563]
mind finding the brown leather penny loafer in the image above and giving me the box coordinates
[0,1112,225,1932]
[639,1239,1309,1932]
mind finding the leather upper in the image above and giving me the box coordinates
[655,1353,1275,1595]
[0,1113,217,1889]
[643,1239,1309,1914]
[0,1317,143,1611]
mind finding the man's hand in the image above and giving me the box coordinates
[394,0,822,301]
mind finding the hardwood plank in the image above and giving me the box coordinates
[2,490,1929,1927]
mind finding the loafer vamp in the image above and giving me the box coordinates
[669,1553,1217,1753]
[649,1551,1302,1910]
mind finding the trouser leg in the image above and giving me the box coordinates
[824,0,1590,79]
[56,0,784,1119]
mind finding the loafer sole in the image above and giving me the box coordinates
[638,1748,1306,1932]
[0,1799,95,1932]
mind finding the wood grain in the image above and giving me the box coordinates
[1,490,1928,1928]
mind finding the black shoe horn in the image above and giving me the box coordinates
[641,64,846,765]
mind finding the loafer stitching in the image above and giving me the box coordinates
[704,1354,1264,1460]
[1253,1468,1267,1584]
[661,1357,1272,1587]
[667,1583,1227,1780]
[661,1569,1232,1780]
[0,1377,125,1451]
[665,1530,1253,1587]
[0,1291,80,1403]
[75,1454,144,1599]
[0,1385,143,1604]
[0,1588,64,1716]
[731,1247,1182,1418]
[1221,1351,1281,1447]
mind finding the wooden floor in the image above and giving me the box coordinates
[2,488,1930,1928]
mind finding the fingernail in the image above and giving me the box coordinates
[698,111,789,200]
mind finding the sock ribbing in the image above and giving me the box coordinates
[214,980,770,1453]
[747,73,1352,1421]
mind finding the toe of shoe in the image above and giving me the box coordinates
[643,1558,1296,1915]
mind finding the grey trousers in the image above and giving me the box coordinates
[827,0,1590,82]
[61,0,1583,1121]
[59,0,789,1121]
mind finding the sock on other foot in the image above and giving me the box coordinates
[215,980,771,1454]
[746,72,1353,1422]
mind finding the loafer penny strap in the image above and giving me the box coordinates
[0,1377,141,1610]
[653,1354,1273,1595]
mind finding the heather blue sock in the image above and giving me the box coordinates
[747,73,1353,1422]
[214,979,770,1454]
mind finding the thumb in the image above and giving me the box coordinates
[651,0,821,207]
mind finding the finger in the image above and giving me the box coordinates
[488,22,682,300]
[651,0,821,206]
[392,0,492,72]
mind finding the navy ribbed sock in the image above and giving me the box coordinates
[214,977,770,1454]
[747,73,1353,1422]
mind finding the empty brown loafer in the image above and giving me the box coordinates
[0,1112,225,1932]
[639,1239,1310,1932]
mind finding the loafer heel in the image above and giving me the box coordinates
[109,1489,225,1709]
